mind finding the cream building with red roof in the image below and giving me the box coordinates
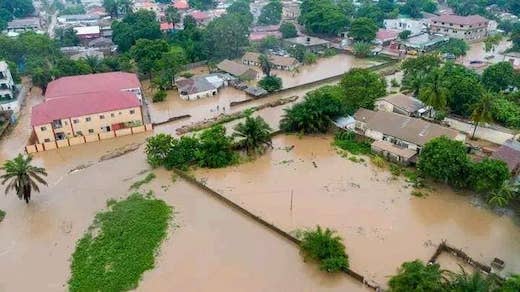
[31,72,144,143]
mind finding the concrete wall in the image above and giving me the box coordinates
[34,106,143,143]
[25,124,153,154]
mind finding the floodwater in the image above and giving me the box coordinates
[463,40,512,64]
[195,135,520,286]
[0,130,365,291]
[146,54,379,131]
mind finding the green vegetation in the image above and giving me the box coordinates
[233,116,273,155]
[69,193,172,291]
[227,0,253,26]
[349,17,378,42]
[370,155,386,168]
[152,90,167,103]
[258,75,283,92]
[333,131,371,155]
[298,226,349,273]
[129,173,157,190]
[340,68,387,113]
[258,0,282,25]
[1,154,47,204]
[0,209,5,222]
[280,22,297,39]
[0,0,34,30]
[398,30,412,40]
[388,260,445,291]
[280,86,343,134]
[400,0,437,18]
[298,0,349,35]
[112,10,162,53]
[146,125,245,170]
[352,41,372,58]
[189,0,216,10]
[440,38,469,57]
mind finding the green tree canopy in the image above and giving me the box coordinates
[189,0,216,10]
[440,38,469,57]
[280,22,297,38]
[299,0,348,35]
[195,125,237,168]
[349,17,378,42]
[482,62,518,92]
[55,27,80,47]
[258,75,282,92]
[1,154,47,204]
[388,260,445,292]
[258,0,282,25]
[299,226,349,273]
[280,86,344,133]
[339,68,386,113]
[233,116,273,155]
[418,136,470,188]
[470,158,511,194]
[130,39,169,79]
[203,14,250,60]
[112,10,162,52]
[227,0,253,26]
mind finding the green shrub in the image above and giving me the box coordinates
[0,209,5,222]
[258,75,283,92]
[469,158,511,194]
[324,48,337,57]
[299,226,349,273]
[390,163,403,176]
[164,136,200,170]
[333,131,371,155]
[303,52,317,64]
[129,173,156,190]
[145,134,176,167]
[388,260,445,291]
[195,125,238,168]
[152,90,167,102]
[69,193,172,291]
[492,98,520,129]
[352,41,372,58]
[391,78,400,87]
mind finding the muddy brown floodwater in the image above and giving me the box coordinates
[195,135,520,287]
[0,132,367,291]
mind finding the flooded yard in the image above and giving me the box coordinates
[195,135,520,286]
[0,134,366,291]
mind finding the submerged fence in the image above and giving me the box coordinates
[172,168,382,291]
[429,240,493,274]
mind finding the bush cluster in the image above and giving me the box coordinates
[299,226,349,273]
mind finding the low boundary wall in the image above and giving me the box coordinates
[172,168,382,290]
[25,124,153,154]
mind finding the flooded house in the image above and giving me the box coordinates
[176,73,233,101]
[31,72,144,144]
[375,93,430,117]
[491,138,520,181]
[284,36,331,54]
[216,60,258,80]
[5,17,43,35]
[0,61,19,115]
[429,14,489,42]
[242,52,300,71]
[354,109,465,164]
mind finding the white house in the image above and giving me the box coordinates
[383,18,427,35]
[375,93,430,117]
[0,61,20,115]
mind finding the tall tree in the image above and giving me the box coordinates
[203,14,250,60]
[482,62,517,92]
[227,0,253,26]
[1,154,47,204]
[258,0,282,25]
[112,10,161,52]
[154,46,187,89]
[340,68,386,112]
[188,0,216,10]
[130,39,169,80]
[388,260,445,291]
[233,116,273,155]
[348,17,378,42]
[299,0,348,35]
[418,68,448,116]
[470,91,494,139]
[165,6,180,25]
[280,22,297,38]
[258,54,272,77]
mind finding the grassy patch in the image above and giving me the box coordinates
[389,163,403,176]
[129,173,156,190]
[411,190,427,197]
[0,209,5,222]
[370,155,386,168]
[69,193,172,292]
[333,131,371,155]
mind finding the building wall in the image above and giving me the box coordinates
[180,89,217,101]
[430,22,488,41]
[34,106,143,143]
[384,18,425,35]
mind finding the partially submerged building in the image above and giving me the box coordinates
[396,33,449,53]
[176,73,234,101]
[354,109,465,164]
[429,14,489,42]
[31,72,144,143]
[6,18,42,35]
[375,93,430,117]
[217,60,258,80]
[242,52,300,71]
[491,139,520,181]
[0,61,19,115]
[284,36,331,53]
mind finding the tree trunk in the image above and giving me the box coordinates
[472,121,479,140]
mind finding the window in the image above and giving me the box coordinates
[44,138,51,143]
[73,119,79,124]
[111,113,115,118]
[99,115,105,119]
[40,126,47,131]
[76,131,83,136]
[129,110,135,114]
[86,117,91,122]
[88,129,94,134]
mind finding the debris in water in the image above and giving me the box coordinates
[99,143,142,162]
[312,161,317,168]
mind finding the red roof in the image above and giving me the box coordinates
[45,72,140,99]
[430,14,488,26]
[160,22,174,31]
[173,0,189,9]
[191,10,209,21]
[377,29,399,42]
[31,91,140,126]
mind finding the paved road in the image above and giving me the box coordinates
[446,118,514,145]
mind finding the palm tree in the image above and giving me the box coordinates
[233,116,273,155]
[85,55,102,73]
[446,268,494,292]
[418,68,448,117]
[402,72,427,96]
[488,181,519,207]
[1,154,47,204]
[470,91,494,139]
[165,6,180,25]
[258,54,272,77]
